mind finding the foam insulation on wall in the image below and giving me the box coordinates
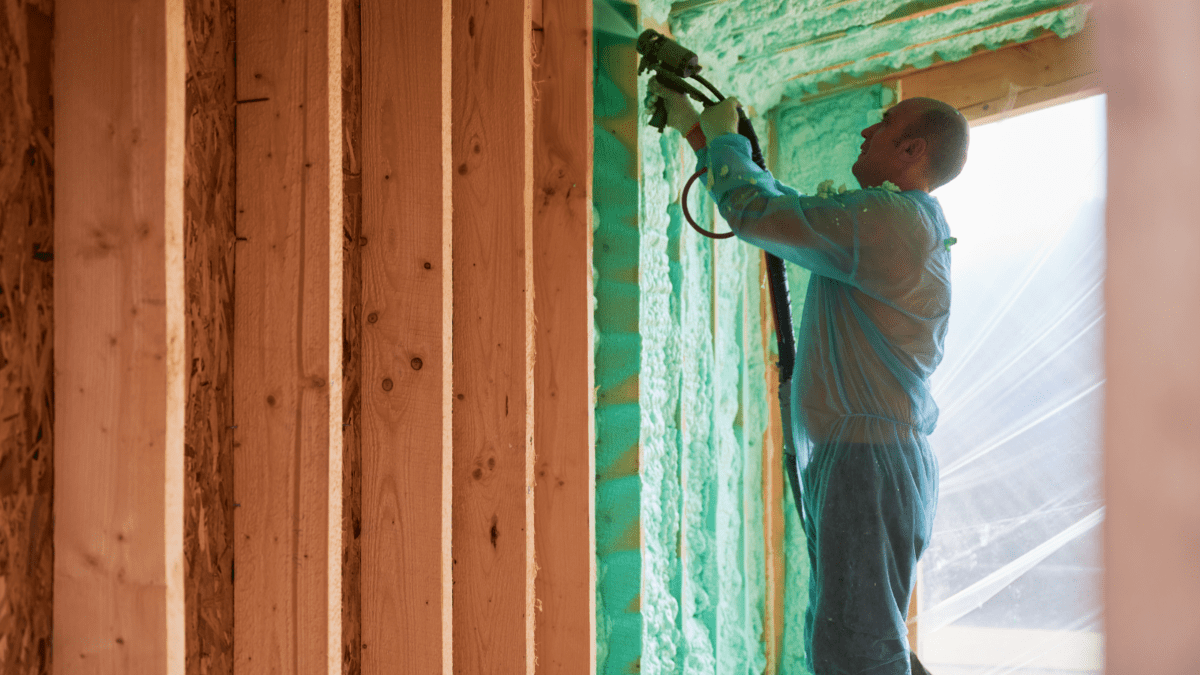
[594,23,646,674]
[666,0,1089,113]
[638,125,687,675]
[597,2,1091,673]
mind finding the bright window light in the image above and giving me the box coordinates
[918,94,1107,675]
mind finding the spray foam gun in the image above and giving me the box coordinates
[636,29,798,398]
[638,29,804,514]
[637,29,768,241]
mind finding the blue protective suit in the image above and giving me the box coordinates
[694,133,951,674]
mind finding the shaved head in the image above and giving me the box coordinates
[895,98,970,190]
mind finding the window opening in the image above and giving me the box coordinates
[918,94,1107,675]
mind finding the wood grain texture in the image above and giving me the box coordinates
[338,1,364,674]
[359,0,452,672]
[532,0,595,672]
[0,1,53,672]
[182,0,237,672]
[53,0,187,671]
[451,0,535,671]
[895,27,1097,124]
[233,0,343,673]
[757,257,786,675]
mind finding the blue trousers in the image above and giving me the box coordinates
[793,438,939,675]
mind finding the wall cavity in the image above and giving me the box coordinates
[595,18,644,673]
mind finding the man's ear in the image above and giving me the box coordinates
[899,136,927,163]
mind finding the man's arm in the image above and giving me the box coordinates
[702,133,925,286]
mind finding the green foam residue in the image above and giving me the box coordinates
[638,113,685,675]
[667,0,1088,113]
[594,24,644,675]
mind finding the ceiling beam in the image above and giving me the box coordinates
[781,2,1085,83]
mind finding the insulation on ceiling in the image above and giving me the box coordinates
[650,0,1089,113]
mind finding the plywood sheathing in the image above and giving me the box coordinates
[183,0,236,672]
[339,0,364,673]
[0,0,53,671]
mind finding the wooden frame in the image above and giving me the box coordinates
[359,1,454,672]
[232,0,343,672]
[532,0,597,672]
[53,0,187,671]
[450,0,536,671]
[895,25,1099,125]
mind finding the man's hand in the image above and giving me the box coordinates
[700,97,741,140]
[647,78,700,134]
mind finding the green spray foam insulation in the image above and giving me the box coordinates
[595,1,1089,673]
[661,0,1088,114]
[594,11,645,673]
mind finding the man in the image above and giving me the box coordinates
[651,80,969,675]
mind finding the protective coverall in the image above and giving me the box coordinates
[693,132,951,674]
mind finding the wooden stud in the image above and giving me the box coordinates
[758,120,788,675]
[359,0,453,672]
[53,0,187,671]
[532,0,596,672]
[451,0,536,671]
[757,257,787,675]
[898,25,1098,124]
[907,562,922,655]
[232,0,343,673]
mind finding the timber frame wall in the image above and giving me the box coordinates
[48,0,595,673]
[5,0,1197,673]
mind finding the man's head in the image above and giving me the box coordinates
[851,97,970,192]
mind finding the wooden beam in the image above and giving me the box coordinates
[758,257,786,675]
[532,0,596,672]
[1100,0,1200,671]
[233,0,343,673]
[898,24,1098,123]
[359,0,453,672]
[54,0,187,671]
[907,567,920,655]
[451,0,536,671]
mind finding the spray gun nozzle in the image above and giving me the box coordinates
[636,29,702,78]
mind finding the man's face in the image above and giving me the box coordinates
[851,99,926,188]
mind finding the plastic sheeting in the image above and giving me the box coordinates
[918,95,1107,675]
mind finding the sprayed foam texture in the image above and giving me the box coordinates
[667,0,1088,113]
[594,1,1088,672]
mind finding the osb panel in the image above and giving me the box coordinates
[0,0,54,672]
[341,1,363,673]
[183,0,236,673]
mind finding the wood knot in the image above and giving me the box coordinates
[381,378,394,392]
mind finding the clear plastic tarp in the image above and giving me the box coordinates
[917,95,1107,675]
